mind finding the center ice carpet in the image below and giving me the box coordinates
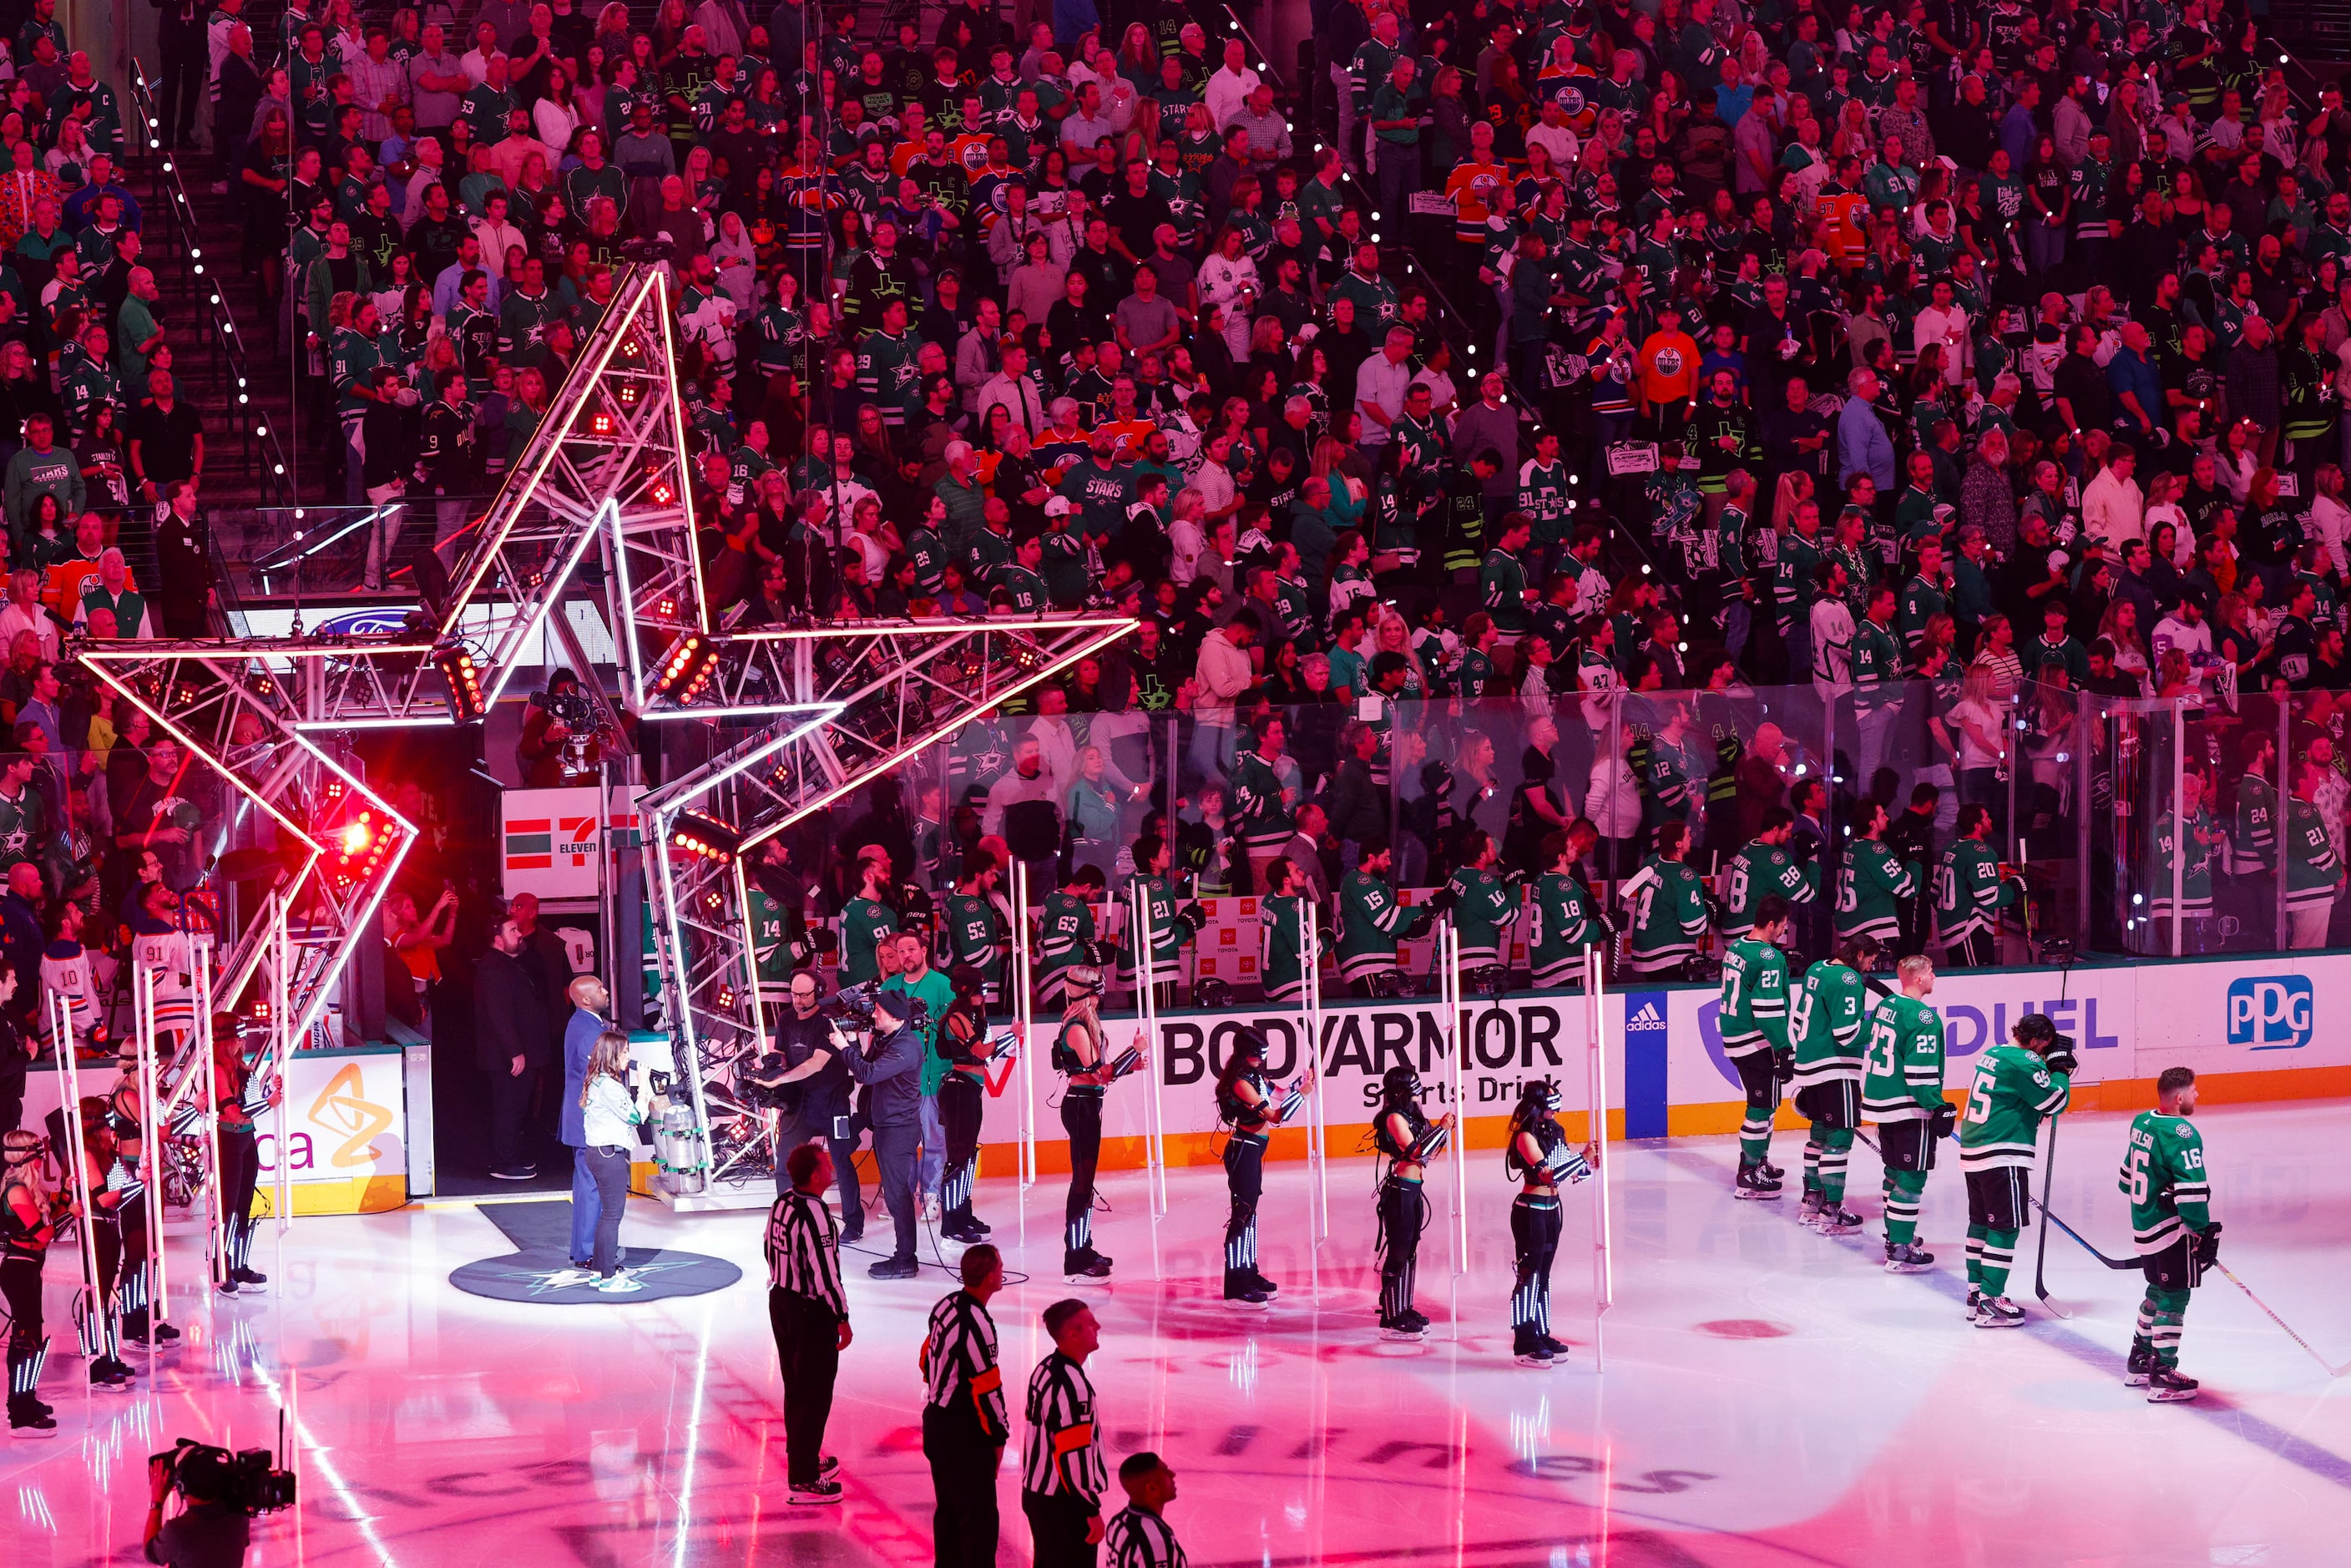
[447,1198,741,1304]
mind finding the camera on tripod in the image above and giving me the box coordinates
[150,1436,297,1515]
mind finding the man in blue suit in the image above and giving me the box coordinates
[561,974,612,1268]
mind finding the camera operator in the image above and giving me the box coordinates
[518,669,604,788]
[144,1446,251,1567]
[842,988,926,1279]
[746,974,863,1241]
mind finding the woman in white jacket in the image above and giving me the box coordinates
[1584,724,1646,879]
[1197,227,1261,362]
[2308,464,2351,581]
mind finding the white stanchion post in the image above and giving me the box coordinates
[55,990,105,1348]
[1445,923,1468,1275]
[135,963,169,1346]
[1130,883,1165,1277]
[195,941,228,1291]
[271,901,294,1235]
[1302,901,1327,1247]
[1587,947,1615,1370]
[1014,863,1035,1190]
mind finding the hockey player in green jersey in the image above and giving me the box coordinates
[1957,1013,2075,1327]
[1720,808,1815,943]
[1337,837,1433,995]
[2121,1066,2219,1402]
[2141,771,2217,951]
[941,854,1009,1001]
[1717,896,1795,1199]
[1126,834,1205,1007]
[1528,824,1605,989]
[1837,798,1918,943]
[1034,864,1105,1009]
[837,850,901,985]
[2227,730,2278,919]
[1790,934,1884,1232]
[1620,822,1712,978]
[1863,953,1949,1273]
[1428,830,1519,973]
[1228,720,1294,881]
[1259,857,1310,1003]
[1934,804,2019,967]
[2283,756,2343,948]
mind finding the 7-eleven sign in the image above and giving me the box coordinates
[501,786,645,899]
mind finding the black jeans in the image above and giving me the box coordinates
[1022,1489,1099,1568]
[767,1287,840,1485]
[923,1401,1000,1568]
[872,1120,919,1262]
[488,1062,540,1169]
[584,1146,630,1275]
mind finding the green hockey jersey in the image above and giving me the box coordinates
[1260,891,1306,998]
[1036,890,1097,979]
[1934,838,2016,942]
[748,889,796,982]
[2142,807,2216,919]
[1717,938,1789,1055]
[1228,743,1292,857]
[1721,838,1814,938]
[1528,871,1601,982]
[1443,866,1518,960]
[837,895,898,984]
[1130,873,1192,967]
[2282,797,2339,912]
[1861,994,1947,1122]
[2228,774,2275,874]
[2120,1110,2212,1255]
[1957,1042,2070,1171]
[1337,868,1418,980]
[1620,855,1710,971]
[942,891,1004,971]
[0,786,48,873]
[1790,960,1873,1086]
[1836,838,1916,941]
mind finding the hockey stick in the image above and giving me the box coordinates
[2026,1195,2140,1271]
[2030,941,2079,1312]
[2210,1262,2351,1378]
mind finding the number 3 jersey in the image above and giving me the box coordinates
[2120,1110,2212,1256]
[1956,1043,2070,1171]
[1789,960,1873,1087]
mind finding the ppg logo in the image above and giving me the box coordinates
[2227,977,2313,1050]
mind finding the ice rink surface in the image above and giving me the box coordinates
[7,1100,2349,1566]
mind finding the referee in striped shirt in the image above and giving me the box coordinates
[1102,1452,1186,1568]
[766,1141,851,1505]
[1022,1297,1107,1566]
[921,1244,1010,1568]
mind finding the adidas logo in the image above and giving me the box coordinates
[1627,1002,1664,1028]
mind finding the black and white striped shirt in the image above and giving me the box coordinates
[764,1188,847,1319]
[1103,1506,1186,1568]
[1020,1351,1105,1503]
[921,1289,1009,1441]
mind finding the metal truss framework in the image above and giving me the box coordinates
[635,616,1136,1195]
[79,267,1138,1211]
[68,269,705,1067]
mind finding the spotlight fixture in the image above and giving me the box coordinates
[653,633,720,701]
[670,811,741,863]
[436,643,486,721]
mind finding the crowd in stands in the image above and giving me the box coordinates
[165,0,2351,969]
